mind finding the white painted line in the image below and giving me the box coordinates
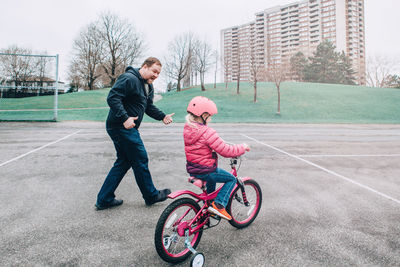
[0,130,82,167]
[297,154,400,158]
[242,134,400,205]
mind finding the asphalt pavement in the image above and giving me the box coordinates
[0,122,399,266]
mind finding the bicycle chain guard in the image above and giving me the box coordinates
[177,221,189,236]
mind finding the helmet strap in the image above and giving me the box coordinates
[201,113,209,125]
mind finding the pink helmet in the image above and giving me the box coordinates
[187,96,218,116]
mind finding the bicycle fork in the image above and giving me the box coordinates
[236,178,250,206]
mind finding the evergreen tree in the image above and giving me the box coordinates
[303,40,356,85]
[290,51,308,81]
[303,40,337,83]
[338,51,356,85]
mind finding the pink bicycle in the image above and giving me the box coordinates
[154,156,262,267]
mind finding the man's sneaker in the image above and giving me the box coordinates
[95,199,123,210]
[145,189,171,206]
[208,201,232,220]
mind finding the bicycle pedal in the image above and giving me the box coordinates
[211,214,221,219]
[209,217,221,228]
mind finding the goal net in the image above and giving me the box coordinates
[0,52,60,121]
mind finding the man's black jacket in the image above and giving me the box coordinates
[106,66,165,129]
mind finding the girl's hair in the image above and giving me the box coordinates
[185,113,198,127]
[186,113,209,127]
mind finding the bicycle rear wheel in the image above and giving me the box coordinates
[154,197,203,263]
[227,179,262,229]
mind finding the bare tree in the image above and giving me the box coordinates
[0,46,34,84]
[34,55,50,85]
[0,71,5,85]
[164,32,194,91]
[233,45,246,94]
[98,12,144,87]
[213,50,218,89]
[366,55,398,87]
[71,23,104,90]
[0,45,35,95]
[33,52,51,95]
[193,38,213,91]
[192,63,198,86]
[189,55,199,87]
[249,49,264,103]
[68,60,83,92]
[265,61,290,115]
[236,50,241,94]
[223,53,230,89]
[183,54,196,88]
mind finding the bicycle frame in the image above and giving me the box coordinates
[155,156,262,266]
[166,158,252,236]
[167,176,253,201]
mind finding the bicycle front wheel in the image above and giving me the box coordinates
[154,197,203,263]
[227,179,262,229]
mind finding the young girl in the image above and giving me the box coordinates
[183,96,250,220]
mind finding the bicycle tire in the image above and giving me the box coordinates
[227,179,262,229]
[154,197,203,263]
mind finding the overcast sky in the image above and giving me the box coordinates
[1,0,399,89]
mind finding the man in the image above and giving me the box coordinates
[95,57,174,210]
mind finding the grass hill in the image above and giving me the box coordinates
[1,82,399,123]
[152,82,400,124]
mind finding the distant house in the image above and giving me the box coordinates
[0,77,69,98]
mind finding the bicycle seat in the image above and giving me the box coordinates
[188,177,207,190]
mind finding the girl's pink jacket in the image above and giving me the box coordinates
[183,122,246,174]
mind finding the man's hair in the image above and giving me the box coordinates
[141,57,162,68]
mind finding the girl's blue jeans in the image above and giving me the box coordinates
[194,168,236,207]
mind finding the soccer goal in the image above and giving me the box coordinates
[0,52,60,121]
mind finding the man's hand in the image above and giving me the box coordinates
[163,113,175,125]
[123,116,138,129]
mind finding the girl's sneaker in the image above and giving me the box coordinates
[208,201,232,220]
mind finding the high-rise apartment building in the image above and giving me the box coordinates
[221,0,365,85]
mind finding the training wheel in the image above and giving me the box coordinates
[190,252,205,267]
